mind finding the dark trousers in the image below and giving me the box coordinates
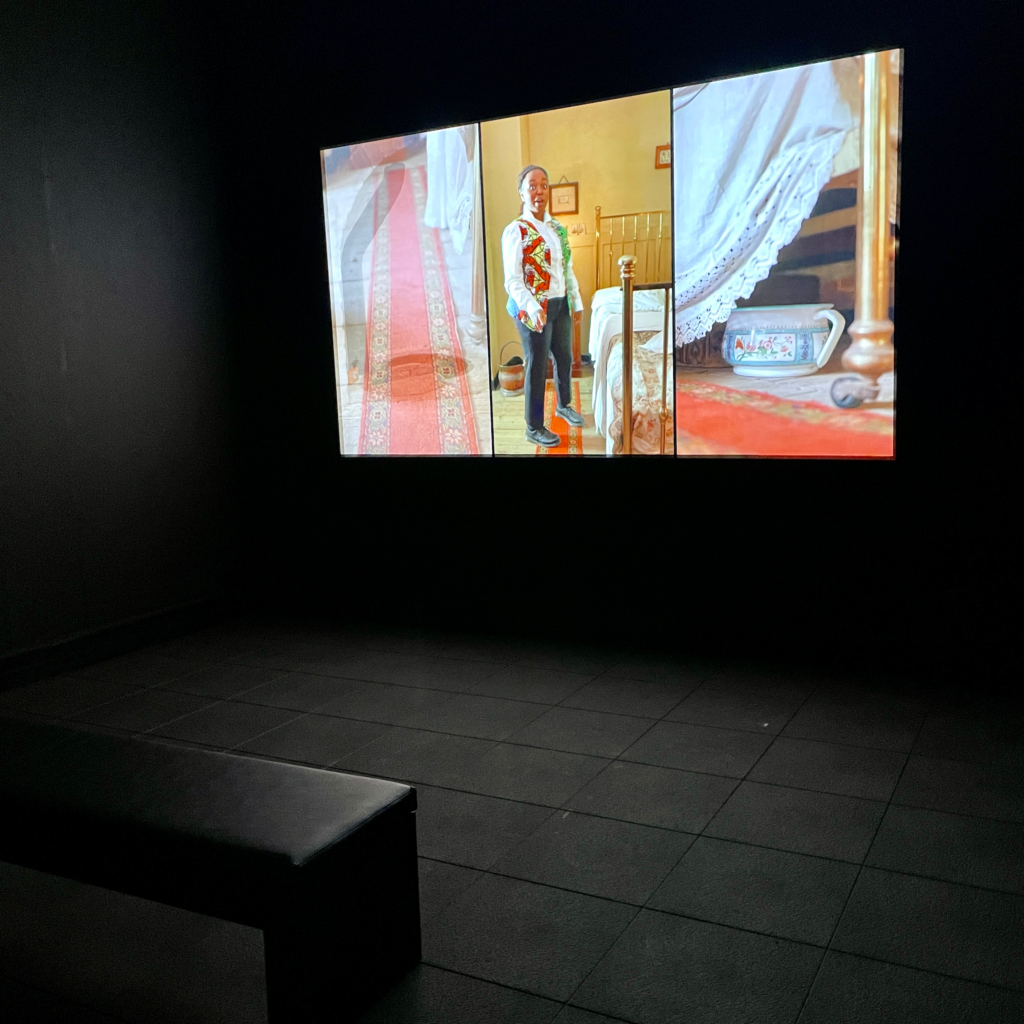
[513,296,572,429]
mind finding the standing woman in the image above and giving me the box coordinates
[502,165,584,447]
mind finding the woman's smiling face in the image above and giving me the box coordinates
[520,168,548,218]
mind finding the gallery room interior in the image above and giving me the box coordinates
[0,1,1017,1023]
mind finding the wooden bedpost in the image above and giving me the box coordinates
[619,255,636,455]
[844,50,895,386]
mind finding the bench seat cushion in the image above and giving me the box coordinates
[0,717,415,925]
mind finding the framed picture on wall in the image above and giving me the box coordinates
[655,144,671,169]
[549,180,578,216]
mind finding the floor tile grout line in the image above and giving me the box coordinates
[213,673,651,715]
[419,851,515,927]
[726,728,927,756]
[136,696,249,738]
[67,693,232,735]
[870,798,1024,828]
[559,1004,642,1024]
[271,714,632,763]
[234,655,516,679]
[6,681,185,721]
[429,833,1024,918]
[199,708,312,753]
[231,648,634,681]
[471,844,671,908]
[793,945,1024,998]
[895,748,1024,773]
[538,902,645,1018]
[252,684,685,723]
[836,860,1024,899]
[791,701,930,1023]
[328,775,570,813]
[409,961,641,1023]
[466,863,845,952]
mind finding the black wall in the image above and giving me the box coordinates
[1,2,236,658]
[2,1,1011,678]
[213,1,1011,675]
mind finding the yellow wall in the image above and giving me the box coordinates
[480,117,525,375]
[480,90,671,373]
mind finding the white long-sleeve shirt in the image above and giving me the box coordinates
[501,207,583,321]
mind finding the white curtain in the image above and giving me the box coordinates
[673,60,854,346]
[424,127,474,255]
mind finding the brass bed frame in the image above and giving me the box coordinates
[594,206,673,455]
[594,207,671,291]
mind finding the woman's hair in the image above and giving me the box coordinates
[517,164,549,192]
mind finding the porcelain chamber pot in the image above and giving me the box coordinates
[722,304,846,378]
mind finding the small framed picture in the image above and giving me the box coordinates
[549,181,578,216]
[655,144,671,169]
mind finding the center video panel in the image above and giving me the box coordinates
[480,90,674,456]
[319,51,899,457]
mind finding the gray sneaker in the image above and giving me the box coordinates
[526,425,560,447]
[556,405,585,427]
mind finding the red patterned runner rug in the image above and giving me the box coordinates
[360,166,478,455]
[675,380,894,458]
[535,380,583,456]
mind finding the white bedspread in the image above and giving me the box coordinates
[589,287,669,440]
[673,59,854,345]
[604,331,673,456]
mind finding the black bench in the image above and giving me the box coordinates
[0,716,421,1023]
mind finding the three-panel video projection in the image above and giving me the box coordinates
[321,52,901,457]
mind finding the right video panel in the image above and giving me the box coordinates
[672,51,900,458]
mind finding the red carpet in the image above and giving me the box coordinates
[360,166,478,455]
[535,381,584,456]
[675,380,894,458]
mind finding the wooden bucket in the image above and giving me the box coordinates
[498,341,525,396]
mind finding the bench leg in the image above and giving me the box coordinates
[263,809,421,1024]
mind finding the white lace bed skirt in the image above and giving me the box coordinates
[673,60,854,346]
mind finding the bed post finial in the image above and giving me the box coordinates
[595,206,602,292]
[619,255,637,456]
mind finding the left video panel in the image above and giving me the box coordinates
[321,128,493,455]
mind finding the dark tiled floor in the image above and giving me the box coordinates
[1,618,1023,1024]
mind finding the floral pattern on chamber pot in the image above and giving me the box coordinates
[722,304,846,378]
